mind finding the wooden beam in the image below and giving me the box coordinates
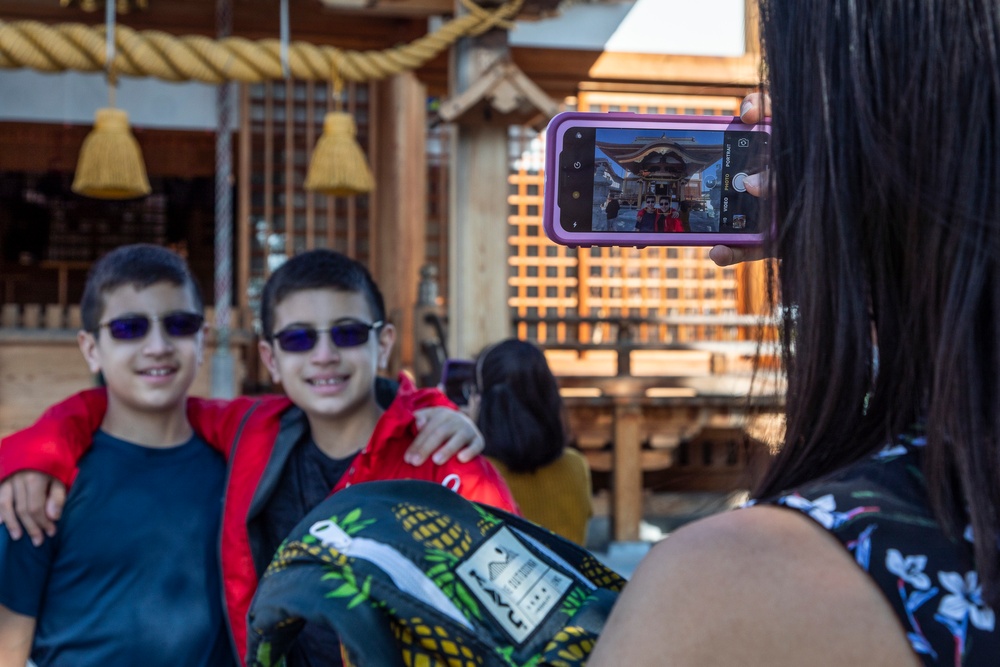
[372,71,427,373]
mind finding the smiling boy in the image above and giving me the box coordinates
[0,249,516,666]
[0,245,234,667]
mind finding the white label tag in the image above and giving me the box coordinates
[455,526,573,643]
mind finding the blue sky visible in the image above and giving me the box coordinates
[596,128,724,180]
[511,0,747,57]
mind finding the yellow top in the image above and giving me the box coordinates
[488,448,593,546]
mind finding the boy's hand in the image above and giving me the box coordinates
[0,472,65,546]
[406,407,485,466]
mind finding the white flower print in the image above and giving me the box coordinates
[780,493,876,530]
[875,443,908,459]
[937,570,996,631]
[782,493,839,529]
[885,549,931,590]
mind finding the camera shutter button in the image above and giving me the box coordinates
[733,172,749,192]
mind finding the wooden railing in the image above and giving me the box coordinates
[520,314,785,542]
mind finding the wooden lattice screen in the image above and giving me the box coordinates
[237,81,373,330]
[509,92,763,347]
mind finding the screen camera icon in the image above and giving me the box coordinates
[737,137,750,148]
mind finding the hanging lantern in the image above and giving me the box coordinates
[304,111,374,196]
[71,0,150,199]
[72,107,151,199]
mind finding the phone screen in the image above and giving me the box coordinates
[441,360,476,407]
[551,117,769,244]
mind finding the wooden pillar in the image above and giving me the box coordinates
[612,401,643,541]
[449,123,511,357]
[372,72,427,373]
[448,9,512,358]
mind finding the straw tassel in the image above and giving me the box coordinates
[304,111,374,197]
[71,107,151,199]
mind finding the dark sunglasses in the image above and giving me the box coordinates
[272,320,383,353]
[97,311,205,340]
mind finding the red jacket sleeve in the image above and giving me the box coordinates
[333,375,520,515]
[0,388,108,487]
[0,390,285,487]
[436,455,521,515]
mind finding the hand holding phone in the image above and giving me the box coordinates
[543,111,770,247]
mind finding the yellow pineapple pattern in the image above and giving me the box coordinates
[539,626,597,667]
[393,503,474,558]
[577,554,627,592]
[391,616,484,667]
[472,504,503,536]
[266,540,349,577]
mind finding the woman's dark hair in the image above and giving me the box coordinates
[754,0,1000,606]
[475,338,566,473]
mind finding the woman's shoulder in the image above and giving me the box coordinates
[588,506,920,666]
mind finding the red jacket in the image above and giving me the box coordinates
[0,375,518,664]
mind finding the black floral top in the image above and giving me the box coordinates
[758,432,999,665]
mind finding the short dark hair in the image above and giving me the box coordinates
[259,249,386,339]
[475,338,566,473]
[80,244,203,332]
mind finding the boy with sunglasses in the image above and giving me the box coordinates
[636,195,659,232]
[0,244,235,666]
[0,249,516,666]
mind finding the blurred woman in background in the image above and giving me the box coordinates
[472,338,592,545]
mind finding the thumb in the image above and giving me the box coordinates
[47,481,67,521]
[412,408,429,429]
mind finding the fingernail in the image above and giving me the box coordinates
[740,100,753,120]
[32,536,42,547]
[743,173,762,191]
[432,454,445,465]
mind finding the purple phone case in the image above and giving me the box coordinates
[542,111,770,247]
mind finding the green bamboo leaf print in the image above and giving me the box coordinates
[453,580,483,621]
[329,583,356,598]
[255,641,272,666]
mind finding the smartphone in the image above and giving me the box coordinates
[440,359,476,406]
[543,111,770,247]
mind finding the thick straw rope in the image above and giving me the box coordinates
[0,0,525,84]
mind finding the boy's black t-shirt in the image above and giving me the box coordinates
[257,376,399,667]
[259,437,357,568]
[259,376,399,563]
[260,435,356,667]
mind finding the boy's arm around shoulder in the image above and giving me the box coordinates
[401,384,520,514]
[587,505,920,667]
[0,390,288,482]
[184,394,289,459]
[0,388,109,486]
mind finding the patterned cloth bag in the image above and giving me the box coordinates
[247,480,625,667]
